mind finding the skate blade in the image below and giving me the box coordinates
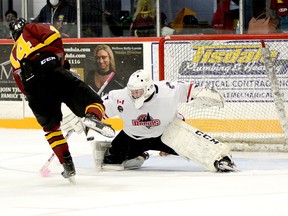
[90,126,115,138]
[218,164,240,172]
[83,119,115,138]
[67,176,76,184]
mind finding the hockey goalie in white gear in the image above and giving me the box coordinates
[91,69,237,172]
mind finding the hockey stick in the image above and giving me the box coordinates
[39,72,115,176]
[97,71,115,96]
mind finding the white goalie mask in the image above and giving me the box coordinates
[127,69,155,109]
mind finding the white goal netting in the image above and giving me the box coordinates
[159,35,288,151]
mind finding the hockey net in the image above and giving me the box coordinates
[158,34,288,151]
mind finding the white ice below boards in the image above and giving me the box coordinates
[0,128,288,216]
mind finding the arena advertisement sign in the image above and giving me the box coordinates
[0,43,143,101]
[175,41,288,103]
[0,44,21,101]
[65,43,143,96]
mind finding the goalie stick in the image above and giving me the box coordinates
[39,72,115,177]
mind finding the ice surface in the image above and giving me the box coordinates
[1,129,288,216]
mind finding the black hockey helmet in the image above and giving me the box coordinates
[9,17,28,41]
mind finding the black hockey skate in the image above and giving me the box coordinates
[82,113,115,138]
[141,151,150,160]
[61,153,76,184]
[214,155,238,172]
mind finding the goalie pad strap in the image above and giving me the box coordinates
[161,118,230,172]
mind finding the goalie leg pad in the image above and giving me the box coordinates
[161,118,231,172]
[102,152,149,171]
[122,156,145,170]
[102,156,145,171]
[92,140,112,171]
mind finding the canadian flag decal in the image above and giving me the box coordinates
[117,99,124,104]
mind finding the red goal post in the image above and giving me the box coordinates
[158,34,288,151]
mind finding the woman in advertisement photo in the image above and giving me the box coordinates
[85,44,143,96]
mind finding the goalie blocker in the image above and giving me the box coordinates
[161,118,237,172]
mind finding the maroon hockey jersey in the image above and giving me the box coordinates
[10,23,65,93]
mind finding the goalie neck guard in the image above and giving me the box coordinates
[127,69,155,109]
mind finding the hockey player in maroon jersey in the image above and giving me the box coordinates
[93,69,237,172]
[9,18,115,182]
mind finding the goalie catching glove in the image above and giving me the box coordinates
[188,85,224,109]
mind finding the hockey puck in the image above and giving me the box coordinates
[87,136,94,141]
